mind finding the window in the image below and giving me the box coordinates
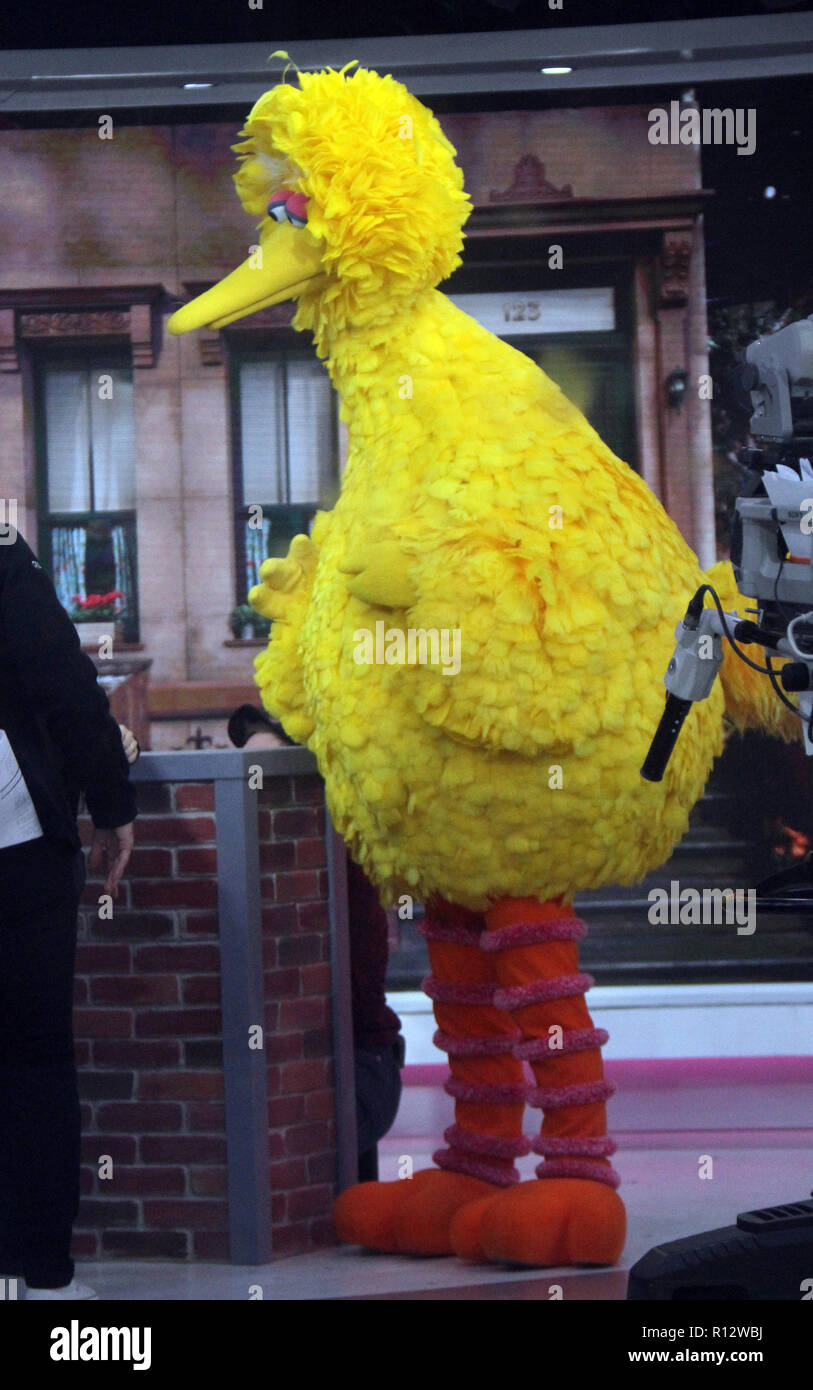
[450,286,636,468]
[35,350,139,641]
[232,347,339,604]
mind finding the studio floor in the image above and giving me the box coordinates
[63,1134,813,1301]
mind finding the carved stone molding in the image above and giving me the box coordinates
[490,153,573,204]
[0,286,167,370]
[658,230,692,308]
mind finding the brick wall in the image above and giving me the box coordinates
[74,771,337,1262]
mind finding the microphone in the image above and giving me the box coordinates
[640,694,695,783]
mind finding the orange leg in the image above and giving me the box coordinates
[450,897,626,1267]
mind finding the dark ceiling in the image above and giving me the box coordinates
[1,0,811,50]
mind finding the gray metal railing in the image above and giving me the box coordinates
[129,748,355,1264]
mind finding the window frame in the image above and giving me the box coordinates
[32,341,140,641]
[228,334,339,606]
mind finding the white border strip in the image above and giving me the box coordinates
[388,983,813,1063]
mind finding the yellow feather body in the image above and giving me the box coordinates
[240,66,797,911]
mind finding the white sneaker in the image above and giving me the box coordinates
[25,1279,98,1300]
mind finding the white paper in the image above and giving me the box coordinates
[0,730,44,849]
[762,460,813,558]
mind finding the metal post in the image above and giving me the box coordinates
[214,773,272,1264]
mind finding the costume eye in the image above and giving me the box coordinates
[284,192,308,228]
[267,196,289,223]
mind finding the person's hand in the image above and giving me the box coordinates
[118,724,140,764]
[89,821,135,899]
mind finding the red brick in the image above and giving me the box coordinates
[275,871,319,903]
[184,912,219,935]
[287,1185,334,1221]
[272,808,319,838]
[135,1008,221,1038]
[107,1166,186,1195]
[131,879,218,909]
[74,1009,133,1038]
[189,1167,227,1196]
[128,848,174,877]
[257,778,292,807]
[73,978,88,1003]
[103,1230,188,1258]
[296,900,329,932]
[187,1101,226,1131]
[295,837,327,869]
[280,1060,328,1094]
[75,944,132,972]
[268,1132,286,1159]
[135,816,215,846]
[307,1151,337,1183]
[269,1158,307,1189]
[70,1232,99,1258]
[79,1166,93,1194]
[175,784,215,811]
[144,1200,228,1230]
[80,1102,93,1126]
[271,1193,286,1223]
[261,904,297,935]
[309,1216,338,1248]
[304,1089,335,1121]
[259,876,276,903]
[177,847,218,875]
[193,1231,229,1259]
[140,1136,226,1164]
[91,975,179,1005]
[182,975,221,1005]
[285,1122,331,1156]
[263,969,300,998]
[280,998,328,1030]
[259,840,296,872]
[97,1102,183,1132]
[82,1136,137,1165]
[93,1040,181,1068]
[278,934,321,966]
[138,1072,224,1100]
[133,943,220,972]
[301,964,331,995]
[265,1033,303,1064]
[269,1223,311,1255]
[74,1041,91,1066]
[262,938,277,969]
[317,870,329,896]
[293,774,324,805]
[268,1095,305,1128]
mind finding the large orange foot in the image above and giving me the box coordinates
[450,1178,626,1267]
[333,1169,502,1256]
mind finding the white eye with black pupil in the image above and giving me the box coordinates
[267,199,288,222]
[287,211,307,229]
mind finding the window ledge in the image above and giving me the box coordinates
[223,638,267,648]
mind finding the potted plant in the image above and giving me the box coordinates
[229,604,271,641]
[70,590,124,647]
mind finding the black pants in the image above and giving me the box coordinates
[0,837,84,1288]
[355,1042,403,1181]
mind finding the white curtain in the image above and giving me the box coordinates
[240,360,287,505]
[44,368,91,512]
[44,363,136,512]
[286,358,335,504]
[90,368,136,510]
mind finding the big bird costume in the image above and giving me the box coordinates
[169,62,798,1267]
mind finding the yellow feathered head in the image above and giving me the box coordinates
[168,63,471,354]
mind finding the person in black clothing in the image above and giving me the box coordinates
[229,705,403,1180]
[0,528,137,1299]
